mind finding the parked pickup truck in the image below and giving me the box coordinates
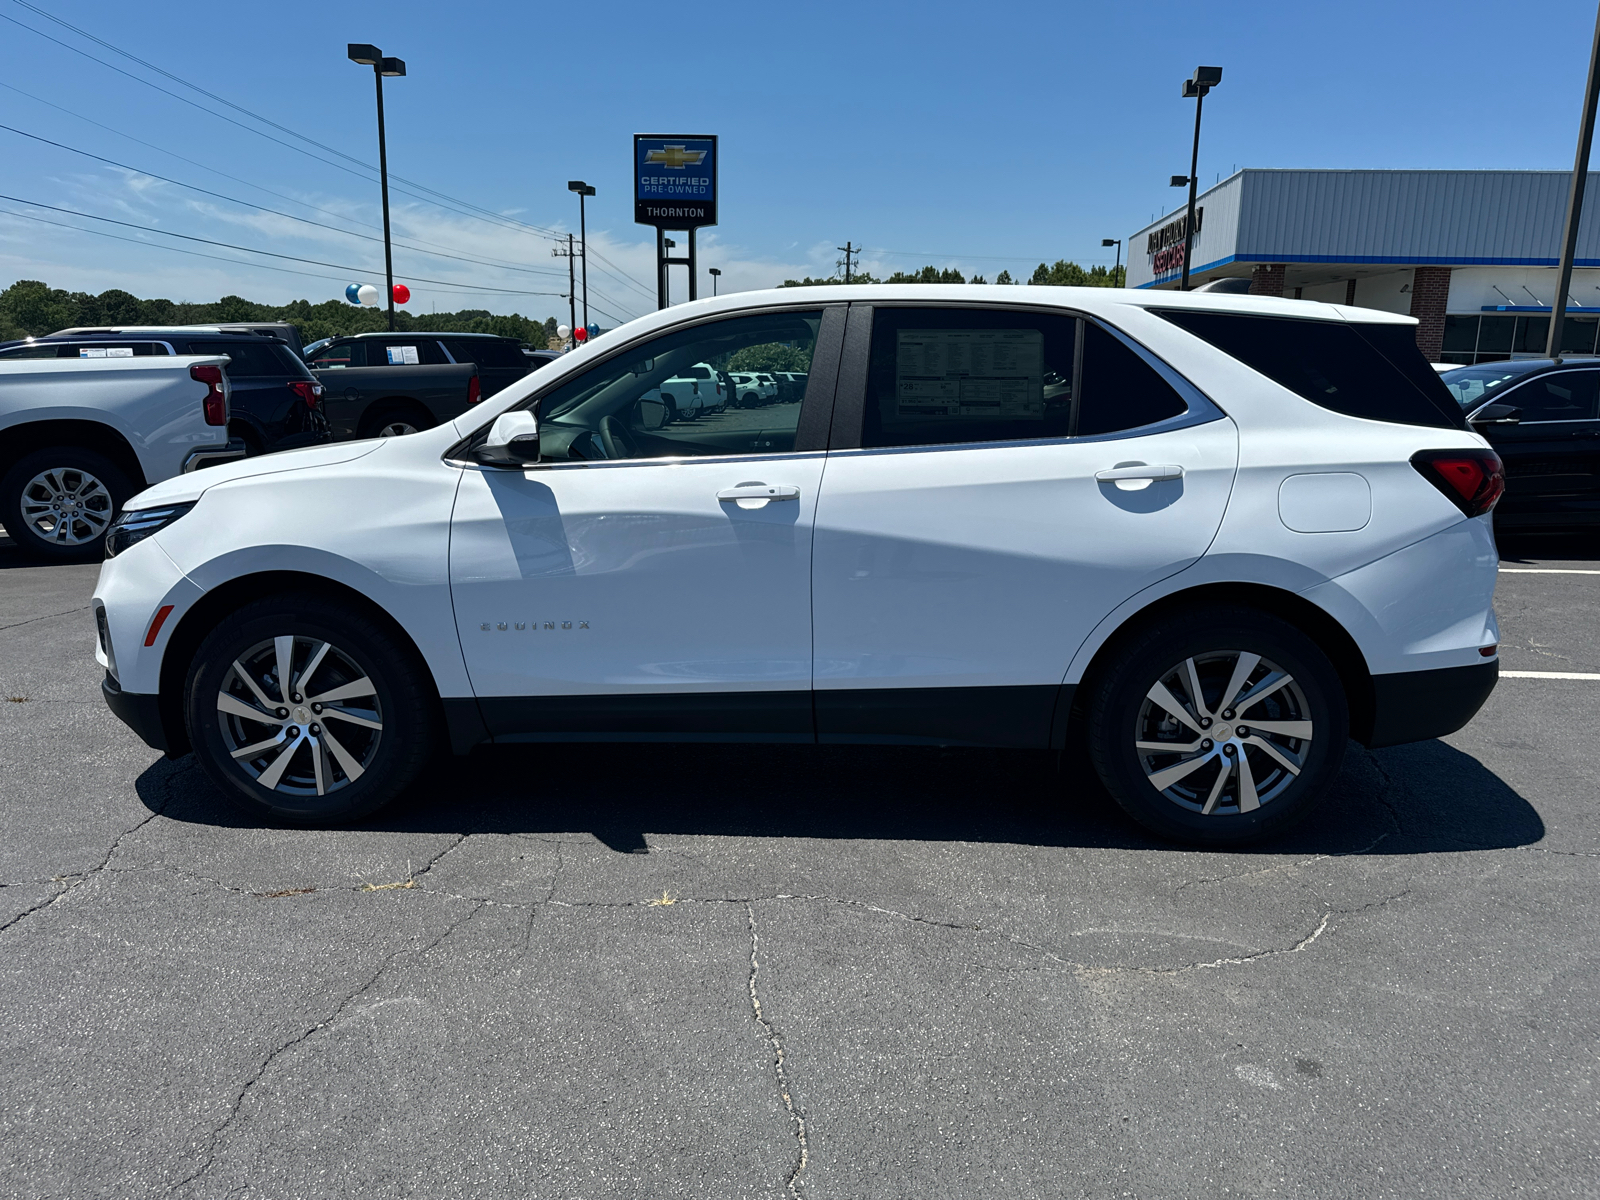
[303,348,481,439]
[0,355,238,562]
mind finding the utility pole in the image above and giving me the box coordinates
[553,236,576,341]
[1547,7,1600,361]
[837,241,860,283]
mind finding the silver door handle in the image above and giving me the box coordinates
[1094,464,1184,482]
[717,483,800,501]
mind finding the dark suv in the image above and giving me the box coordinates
[0,328,329,457]
[304,331,537,399]
[1439,357,1600,527]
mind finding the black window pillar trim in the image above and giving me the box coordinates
[793,304,848,453]
[828,303,874,450]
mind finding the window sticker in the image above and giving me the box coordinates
[386,345,420,365]
[79,347,134,358]
[895,329,1044,420]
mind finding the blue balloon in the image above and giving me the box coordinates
[345,283,362,304]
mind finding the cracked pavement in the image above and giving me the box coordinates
[2,531,1598,1198]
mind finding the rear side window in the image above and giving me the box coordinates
[193,340,287,377]
[444,339,525,369]
[860,307,1187,449]
[1157,310,1465,430]
[373,340,448,366]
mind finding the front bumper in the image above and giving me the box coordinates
[101,672,170,753]
[1366,660,1498,748]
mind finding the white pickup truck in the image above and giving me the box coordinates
[0,355,238,563]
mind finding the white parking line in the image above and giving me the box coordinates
[1498,568,1600,574]
[1500,670,1600,680]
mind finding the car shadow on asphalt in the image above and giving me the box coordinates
[138,736,1544,856]
[1496,527,1600,564]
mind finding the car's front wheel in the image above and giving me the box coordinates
[185,594,438,823]
[1086,606,1348,845]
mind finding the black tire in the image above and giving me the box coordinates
[1086,605,1348,845]
[0,446,133,564]
[184,593,439,823]
[360,403,434,439]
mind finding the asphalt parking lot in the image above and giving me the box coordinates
[2,527,1597,1200]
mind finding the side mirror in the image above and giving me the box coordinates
[636,397,669,430]
[474,410,540,466]
[1470,403,1521,426]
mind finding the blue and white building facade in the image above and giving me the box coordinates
[1128,169,1600,363]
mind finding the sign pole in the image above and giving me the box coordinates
[688,229,698,302]
[656,227,667,311]
[1546,4,1600,361]
[634,134,718,312]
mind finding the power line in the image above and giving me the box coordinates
[0,122,570,281]
[0,193,565,296]
[0,79,586,277]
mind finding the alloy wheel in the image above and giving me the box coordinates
[377,421,419,437]
[1134,650,1313,816]
[20,467,113,546]
[215,635,383,797]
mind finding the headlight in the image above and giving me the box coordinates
[105,503,194,559]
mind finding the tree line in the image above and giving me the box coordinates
[780,260,1126,288]
[0,279,562,346]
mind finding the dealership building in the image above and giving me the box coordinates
[1127,169,1600,364]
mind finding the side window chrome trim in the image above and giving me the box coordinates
[823,410,1229,458]
[454,450,829,472]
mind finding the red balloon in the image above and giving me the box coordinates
[573,326,588,342]
[392,283,411,304]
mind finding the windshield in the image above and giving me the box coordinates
[1439,360,1548,410]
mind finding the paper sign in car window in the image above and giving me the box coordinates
[895,329,1044,420]
[79,347,134,358]
[386,345,420,365]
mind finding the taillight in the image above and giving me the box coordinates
[467,374,481,405]
[1411,449,1505,517]
[191,364,226,426]
[288,380,323,409]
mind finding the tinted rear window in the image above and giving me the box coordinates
[194,340,311,378]
[1156,310,1466,430]
[443,339,526,369]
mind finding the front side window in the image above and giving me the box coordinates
[1503,370,1600,422]
[1439,360,1548,411]
[308,340,359,368]
[525,310,823,461]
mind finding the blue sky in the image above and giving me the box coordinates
[2,0,1597,326]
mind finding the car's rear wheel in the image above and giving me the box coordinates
[1,447,132,563]
[361,403,433,439]
[185,594,438,823]
[1086,606,1348,845]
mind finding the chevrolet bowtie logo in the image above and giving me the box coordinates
[645,145,706,170]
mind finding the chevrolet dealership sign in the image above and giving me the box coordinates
[634,134,718,228]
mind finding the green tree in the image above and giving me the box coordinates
[995,270,1015,285]
[727,342,811,373]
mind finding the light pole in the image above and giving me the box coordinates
[709,267,721,296]
[1175,65,1221,291]
[347,44,406,330]
[567,180,594,334]
[1547,9,1600,360]
[1101,238,1122,286]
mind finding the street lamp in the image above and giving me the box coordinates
[709,267,721,296]
[567,180,594,333]
[1174,65,1221,291]
[347,44,406,330]
[1101,238,1122,286]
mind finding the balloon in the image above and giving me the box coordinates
[392,283,411,304]
[573,326,588,342]
[357,283,379,306]
[345,283,362,304]
[556,324,571,339]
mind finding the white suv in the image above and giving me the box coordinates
[93,287,1502,844]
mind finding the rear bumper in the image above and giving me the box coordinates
[182,439,247,473]
[1365,660,1498,748]
[101,672,170,753]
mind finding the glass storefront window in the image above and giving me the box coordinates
[1443,315,1479,354]
[1476,316,1514,354]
